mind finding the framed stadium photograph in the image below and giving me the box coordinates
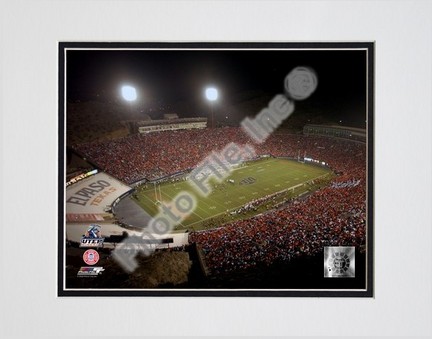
[58,42,374,297]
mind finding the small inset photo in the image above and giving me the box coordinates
[324,246,355,278]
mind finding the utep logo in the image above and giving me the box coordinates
[324,246,355,278]
[83,249,100,266]
[80,224,104,248]
[77,267,105,277]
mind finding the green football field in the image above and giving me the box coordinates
[132,158,333,231]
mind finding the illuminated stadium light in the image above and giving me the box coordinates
[205,87,218,101]
[205,86,219,128]
[121,85,137,101]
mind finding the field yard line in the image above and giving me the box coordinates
[135,159,331,229]
[141,181,229,222]
[158,187,205,223]
[140,189,189,228]
[185,172,329,228]
[240,163,301,193]
[230,158,279,173]
[192,186,230,212]
[228,161,285,196]
[158,183,228,219]
[136,192,159,212]
[188,171,332,228]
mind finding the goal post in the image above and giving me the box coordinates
[153,182,162,203]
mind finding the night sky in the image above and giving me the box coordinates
[66,48,367,128]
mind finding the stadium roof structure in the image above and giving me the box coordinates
[303,124,366,142]
[136,117,207,127]
[304,123,366,133]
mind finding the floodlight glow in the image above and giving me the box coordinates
[121,85,137,101]
[205,87,218,101]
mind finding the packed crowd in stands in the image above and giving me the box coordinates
[75,127,366,274]
[75,128,249,183]
[75,127,365,184]
[189,180,366,274]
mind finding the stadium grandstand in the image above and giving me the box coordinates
[74,127,365,184]
[303,124,366,142]
[67,124,366,279]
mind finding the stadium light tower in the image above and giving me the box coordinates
[205,87,218,128]
[120,84,138,134]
